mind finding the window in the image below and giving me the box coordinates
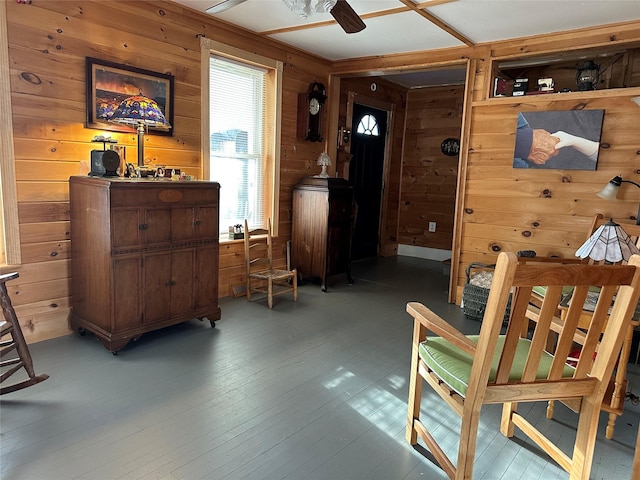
[201,39,282,237]
[356,113,379,136]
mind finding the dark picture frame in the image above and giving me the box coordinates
[512,109,604,170]
[86,57,174,136]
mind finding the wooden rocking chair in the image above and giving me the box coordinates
[1,272,49,395]
[406,252,640,480]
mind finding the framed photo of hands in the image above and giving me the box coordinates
[513,109,604,170]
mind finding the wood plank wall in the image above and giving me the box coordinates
[3,0,331,343]
[400,84,464,250]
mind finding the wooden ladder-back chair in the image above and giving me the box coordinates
[527,213,640,439]
[244,218,297,309]
[1,272,49,395]
[406,251,640,480]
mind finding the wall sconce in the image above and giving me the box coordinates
[576,60,600,91]
[597,175,640,225]
[632,96,640,107]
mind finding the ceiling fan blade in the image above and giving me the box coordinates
[330,0,366,34]
[206,0,248,14]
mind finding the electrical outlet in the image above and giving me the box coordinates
[428,222,436,233]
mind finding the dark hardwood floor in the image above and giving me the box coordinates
[1,256,638,479]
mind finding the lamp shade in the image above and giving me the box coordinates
[109,94,171,129]
[597,175,622,201]
[575,219,640,262]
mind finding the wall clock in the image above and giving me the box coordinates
[297,81,327,142]
[441,137,460,156]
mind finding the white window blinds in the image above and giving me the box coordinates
[209,55,266,232]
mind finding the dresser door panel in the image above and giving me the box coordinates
[112,208,141,249]
[170,249,195,316]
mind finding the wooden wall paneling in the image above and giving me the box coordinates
[451,85,640,303]
[19,222,70,244]
[399,85,464,251]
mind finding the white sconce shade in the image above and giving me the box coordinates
[632,96,640,107]
[597,176,622,200]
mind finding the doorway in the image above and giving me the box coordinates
[349,103,388,261]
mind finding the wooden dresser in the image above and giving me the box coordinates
[69,176,221,353]
[291,177,354,292]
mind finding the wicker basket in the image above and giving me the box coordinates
[462,262,511,323]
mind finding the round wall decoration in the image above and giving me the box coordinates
[440,137,460,156]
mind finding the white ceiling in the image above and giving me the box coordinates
[172,0,640,87]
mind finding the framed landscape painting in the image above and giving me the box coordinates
[86,57,174,136]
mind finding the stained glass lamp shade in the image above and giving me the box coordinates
[109,94,171,167]
[575,219,640,263]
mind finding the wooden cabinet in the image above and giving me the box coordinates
[291,177,354,292]
[69,176,221,353]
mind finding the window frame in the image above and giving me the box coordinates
[200,38,282,239]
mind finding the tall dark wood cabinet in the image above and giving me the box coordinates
[69,176,221,353]
[291,177,354,291]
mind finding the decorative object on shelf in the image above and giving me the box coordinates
[228,224,244,240]
[537,77,554,92]
[575,218,640,262]
[440,138,460,157]
[576,60,600,91]
[493,77,508,97]
[315,152,331,178]
[597,175,640,225]
[512,78,528,96]
[109,94,172,167]
[89,136,119,177]
[298,81,327,142]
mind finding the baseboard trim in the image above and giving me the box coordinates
[397,245,451,261]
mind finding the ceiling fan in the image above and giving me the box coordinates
[206,0,366,34]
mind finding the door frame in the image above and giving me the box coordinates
[346,91,396,257]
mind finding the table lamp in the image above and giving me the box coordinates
[575,218,640,262]
[109,94,171,167]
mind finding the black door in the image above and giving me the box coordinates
[349,103,387,261]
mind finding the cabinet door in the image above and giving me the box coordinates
[195,205,219,239]
[171,207,195,242]
[327,192,353,276]
[195,245,218,310]
[112,208,141,248]
[144,208,172,245]
[113,256,141,331]
[292,189,329,279]
[142,252,172,324]
[170,249,195,317]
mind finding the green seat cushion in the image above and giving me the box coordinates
[532,285,576,298]
[419,335,575,397]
